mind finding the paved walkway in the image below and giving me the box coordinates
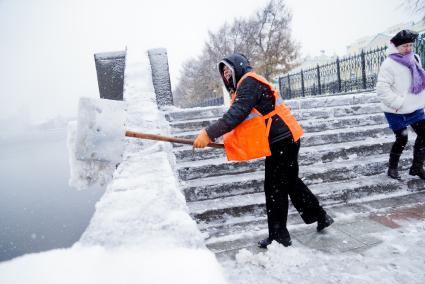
[290,191,425,254]
[218,190,425,259]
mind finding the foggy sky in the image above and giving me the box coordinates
[0,0,418,123]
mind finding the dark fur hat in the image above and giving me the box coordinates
[390,29,419,47]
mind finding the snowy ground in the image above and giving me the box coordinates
[2,47,425,284]
[221,219,425,284]
[0,218,423,284]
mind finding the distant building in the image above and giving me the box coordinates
[346,20,425,55]
[277,20,425,80]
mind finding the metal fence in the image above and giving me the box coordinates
[279,33,425,99]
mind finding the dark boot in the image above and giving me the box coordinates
[317,213,334,232]
[387,152,401,180]
[409,147,425,180]
[258,237,292,249]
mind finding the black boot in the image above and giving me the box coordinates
[317,213,334,232]
[409,147,425,180]
[387,152,402,180]
[258,237,292,249]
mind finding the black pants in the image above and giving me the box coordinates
[391,120,425,154]
[264,138,326,240]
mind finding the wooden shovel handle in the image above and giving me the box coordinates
[125,130,224,149]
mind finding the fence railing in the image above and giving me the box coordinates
[279,33,425,99]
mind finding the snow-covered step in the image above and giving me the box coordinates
[177,138,410,181]
[171,124,393,150]
[295,101,381,119]
[169,102,383,133]
[173,134,400,163]
[202,177,425,244]
[189,173,421,226]
[183,153,415,207]
[206,190,425,258]
[166,91,380,122]
[170,112,386,136]
[174,146,224,162]
[179,144,411,183]
[170,117,218,133]
[286,91,380,110]
[165,105,225,122]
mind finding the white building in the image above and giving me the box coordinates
[346,20,425,55]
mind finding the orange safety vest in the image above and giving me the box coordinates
[223,72,303,161]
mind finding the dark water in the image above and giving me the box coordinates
[0,129,105,262]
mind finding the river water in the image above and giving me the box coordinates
[0,129,105,262]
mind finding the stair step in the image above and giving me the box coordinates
[165,106,224,122]
[187,171,423,224]
[180,147,407,184]
[177,138,408,181]
[208,190,425,258]
[171,124,393,150]
[169,102,383,133]
[173,134,401,163]
[181,152,417,202]
[166,91,379,122]
[171,112,387,135]
[289,91,380,110]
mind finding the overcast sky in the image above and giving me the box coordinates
[0,0,419,123]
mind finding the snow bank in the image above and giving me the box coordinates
[0,245,226,284]
[78,150,205,249]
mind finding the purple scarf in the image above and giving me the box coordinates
[389,52,425,94]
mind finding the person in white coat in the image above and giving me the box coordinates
[376,29,425,180]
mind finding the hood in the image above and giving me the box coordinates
[218,53,252,93]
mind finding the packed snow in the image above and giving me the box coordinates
[0,245,226,284]
[222,219,425,284]
[0,46,227,283]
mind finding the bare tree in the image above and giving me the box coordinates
[403,0,425,19]
[249,0,299,80]
[174,0,298,107]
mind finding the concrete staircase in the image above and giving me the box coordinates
[165,92,425,258]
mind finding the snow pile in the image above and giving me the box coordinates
[0,46,227,283]
[0,245,226,284]
[78,150,205,249]
[223,220,425,284]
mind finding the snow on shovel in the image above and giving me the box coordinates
[68,97,223,190]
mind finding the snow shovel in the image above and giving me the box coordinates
[68,97,223,189]
[72,97,223,164]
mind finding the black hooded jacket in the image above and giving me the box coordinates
[205,53,291,144]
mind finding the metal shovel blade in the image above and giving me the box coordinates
[74,97,127,163]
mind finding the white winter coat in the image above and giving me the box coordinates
[376,43,425,114]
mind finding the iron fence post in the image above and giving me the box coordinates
[361,50,367,89]
[287,74,292,99]
[301,70,305,97]
[317,64,321,95]
[336,57,341,93]
[416,33,425,67]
